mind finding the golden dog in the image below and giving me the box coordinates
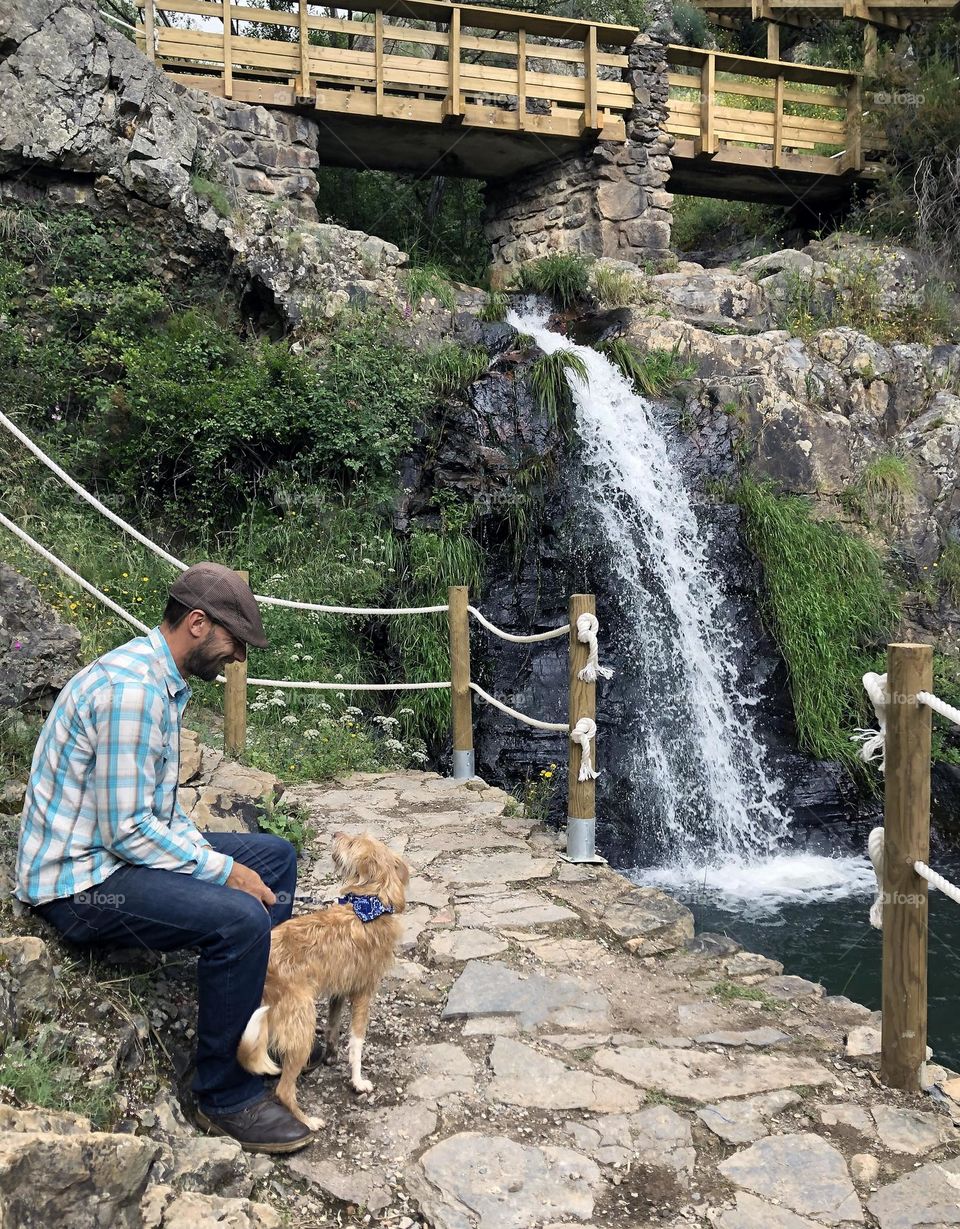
[237,830,409,1127]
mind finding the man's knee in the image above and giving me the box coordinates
[258,833,298,880]
[217,893,273,952]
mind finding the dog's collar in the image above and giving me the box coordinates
[338,893,394,923]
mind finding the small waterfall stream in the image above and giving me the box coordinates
[509,305,874,912]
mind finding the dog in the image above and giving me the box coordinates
[237,830,409,1128]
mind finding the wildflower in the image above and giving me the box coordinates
[384,738,405,753]
[269,695,286,707]
[302,654,313,662]
[345,706,363,718]
[12,640,21,651]
[281,714,298,725]
[291,654,300,663]
[410,750,428,764]
[141,576,149,582]
[373,715,399,728]
[334,673,344,682]
[303,728,320,739]
[319,701,332,712]
[397,708,414,716]
[294,642,303,650]
[362,557,376,565]
[336,691,346,701]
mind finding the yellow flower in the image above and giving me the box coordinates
[142,576,149,582]
[122,571,128,577]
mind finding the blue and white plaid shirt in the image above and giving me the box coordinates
[16,626,233,905]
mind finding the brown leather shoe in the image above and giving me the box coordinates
[267,1036,326,1074]
[196,1095,314,1154]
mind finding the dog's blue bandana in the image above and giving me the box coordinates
[338,893,394,923]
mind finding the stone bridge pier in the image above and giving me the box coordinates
[483,36,674,281]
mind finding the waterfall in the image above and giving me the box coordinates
[509,305,874,909]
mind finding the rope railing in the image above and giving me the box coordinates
[1,461,613,859]
[856,645,960,1092]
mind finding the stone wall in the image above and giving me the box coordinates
[483,35,673,278]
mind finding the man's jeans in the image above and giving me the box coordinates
[35,832,297,1115]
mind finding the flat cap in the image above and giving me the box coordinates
[169,563,269,649]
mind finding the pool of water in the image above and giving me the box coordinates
[631,847,960,1071]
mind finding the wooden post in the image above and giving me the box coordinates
[766,21,779,61]
[773,73,784,167]
[516,28,527,131]
[846,74,863,171]
[863,24,878,75]
[581,25,600,136]
[222,0,233,98]
[881,642,932,1091]
[143,0,156,61]
[700,53,716,156]
[374,9,384,117]
[223,569,248,758]
[566,594,600,862]
[443,7,464,125]
[448,585,474,779]
[297,0,311,97]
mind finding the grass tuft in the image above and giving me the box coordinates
[477,290,508,322]
[403,263,456,309]
[528,350,588,424]
[734,478,899,765]
[842,454,916,528]
[592,265,642,308]
[598,338,696,397]
[426,343,489,395]
[0,1032,118,1128]
[190,175,232,219]
[514,253,589,309]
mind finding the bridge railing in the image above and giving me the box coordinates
[666,45,867,172]
[137,0,637,141]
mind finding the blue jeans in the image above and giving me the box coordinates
[35,832,297,1115]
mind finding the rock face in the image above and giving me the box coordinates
[0,565,81,713]
[0,0,408,324]
[484,36,673,274]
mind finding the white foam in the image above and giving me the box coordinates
[632,851,876,918]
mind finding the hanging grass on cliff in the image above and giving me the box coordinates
[734,478,900,766]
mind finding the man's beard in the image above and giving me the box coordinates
[184,630,232,682]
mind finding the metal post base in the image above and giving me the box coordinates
[560,817,608,865]
[452,749,475,780]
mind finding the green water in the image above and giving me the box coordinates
[690,857,960,1071]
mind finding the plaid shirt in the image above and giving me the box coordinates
[16,627,233,905]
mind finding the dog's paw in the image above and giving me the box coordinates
[351,1077,373,1095]
[305,1114,326,1131]
[322,1050,337,1067]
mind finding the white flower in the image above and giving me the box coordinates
[318,717,335,727]
[281,714,298,725]
[373,715,400,729]
[269,573,284,583]
[345,706,363,718]
[410,750,429,764]
[273,689,285,697]
[303,728,320,739]
[302,654,313,662]
[319,701,332,712]
[397,707,414,716]
[250,700,268,712]
[336,691,345,701]
[290,654,300,663]
[269,695,286,707]
[362,557,376,565]
[334,673,344,682]
[293,642,303,650]
[384,737,405,753]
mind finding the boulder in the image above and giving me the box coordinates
[600,886,694,956]
[0,564,81,713]
[182,762,282,834]
[140,1186,282,1229]
[0,935,59,1026]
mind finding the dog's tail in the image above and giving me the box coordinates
[237,1005,281,1075]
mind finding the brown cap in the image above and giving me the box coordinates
[169,563,269,649]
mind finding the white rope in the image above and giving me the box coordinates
[468,683,569,732]
[868,825,885,929]
[98,8,138,32]
[570,716,600,781]
[576,613,613,683]
[0,413,448,617]
[0,510,150,635]
[230,677,451,691]
[468,606,570,643]
[0,410,188,570]
[866,827,960,927]
[852,671,888,772]
[914,859,960,907]
[256,596,448,616]
[917,691,960,729]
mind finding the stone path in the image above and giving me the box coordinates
[268,771,960,1229]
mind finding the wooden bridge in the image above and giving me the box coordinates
[137,0,881,202]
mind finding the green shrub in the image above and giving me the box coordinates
[528,350,589,424]
[734,478,900,765]
[0,1033,118,1128]
[514,254,590,309]
[671,197,785,253]
[598,338,696,396]
[671,0,709,47]
[938,538,960,606]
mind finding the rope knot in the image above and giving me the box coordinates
[576,613,613,684]
[570,717,600,782]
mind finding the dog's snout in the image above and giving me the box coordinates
[332,830,346,842]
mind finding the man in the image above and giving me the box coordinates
[16,562,315,1154]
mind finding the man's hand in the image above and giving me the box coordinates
[226,861,276,907]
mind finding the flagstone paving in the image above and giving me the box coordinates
[272,771,960,1229]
